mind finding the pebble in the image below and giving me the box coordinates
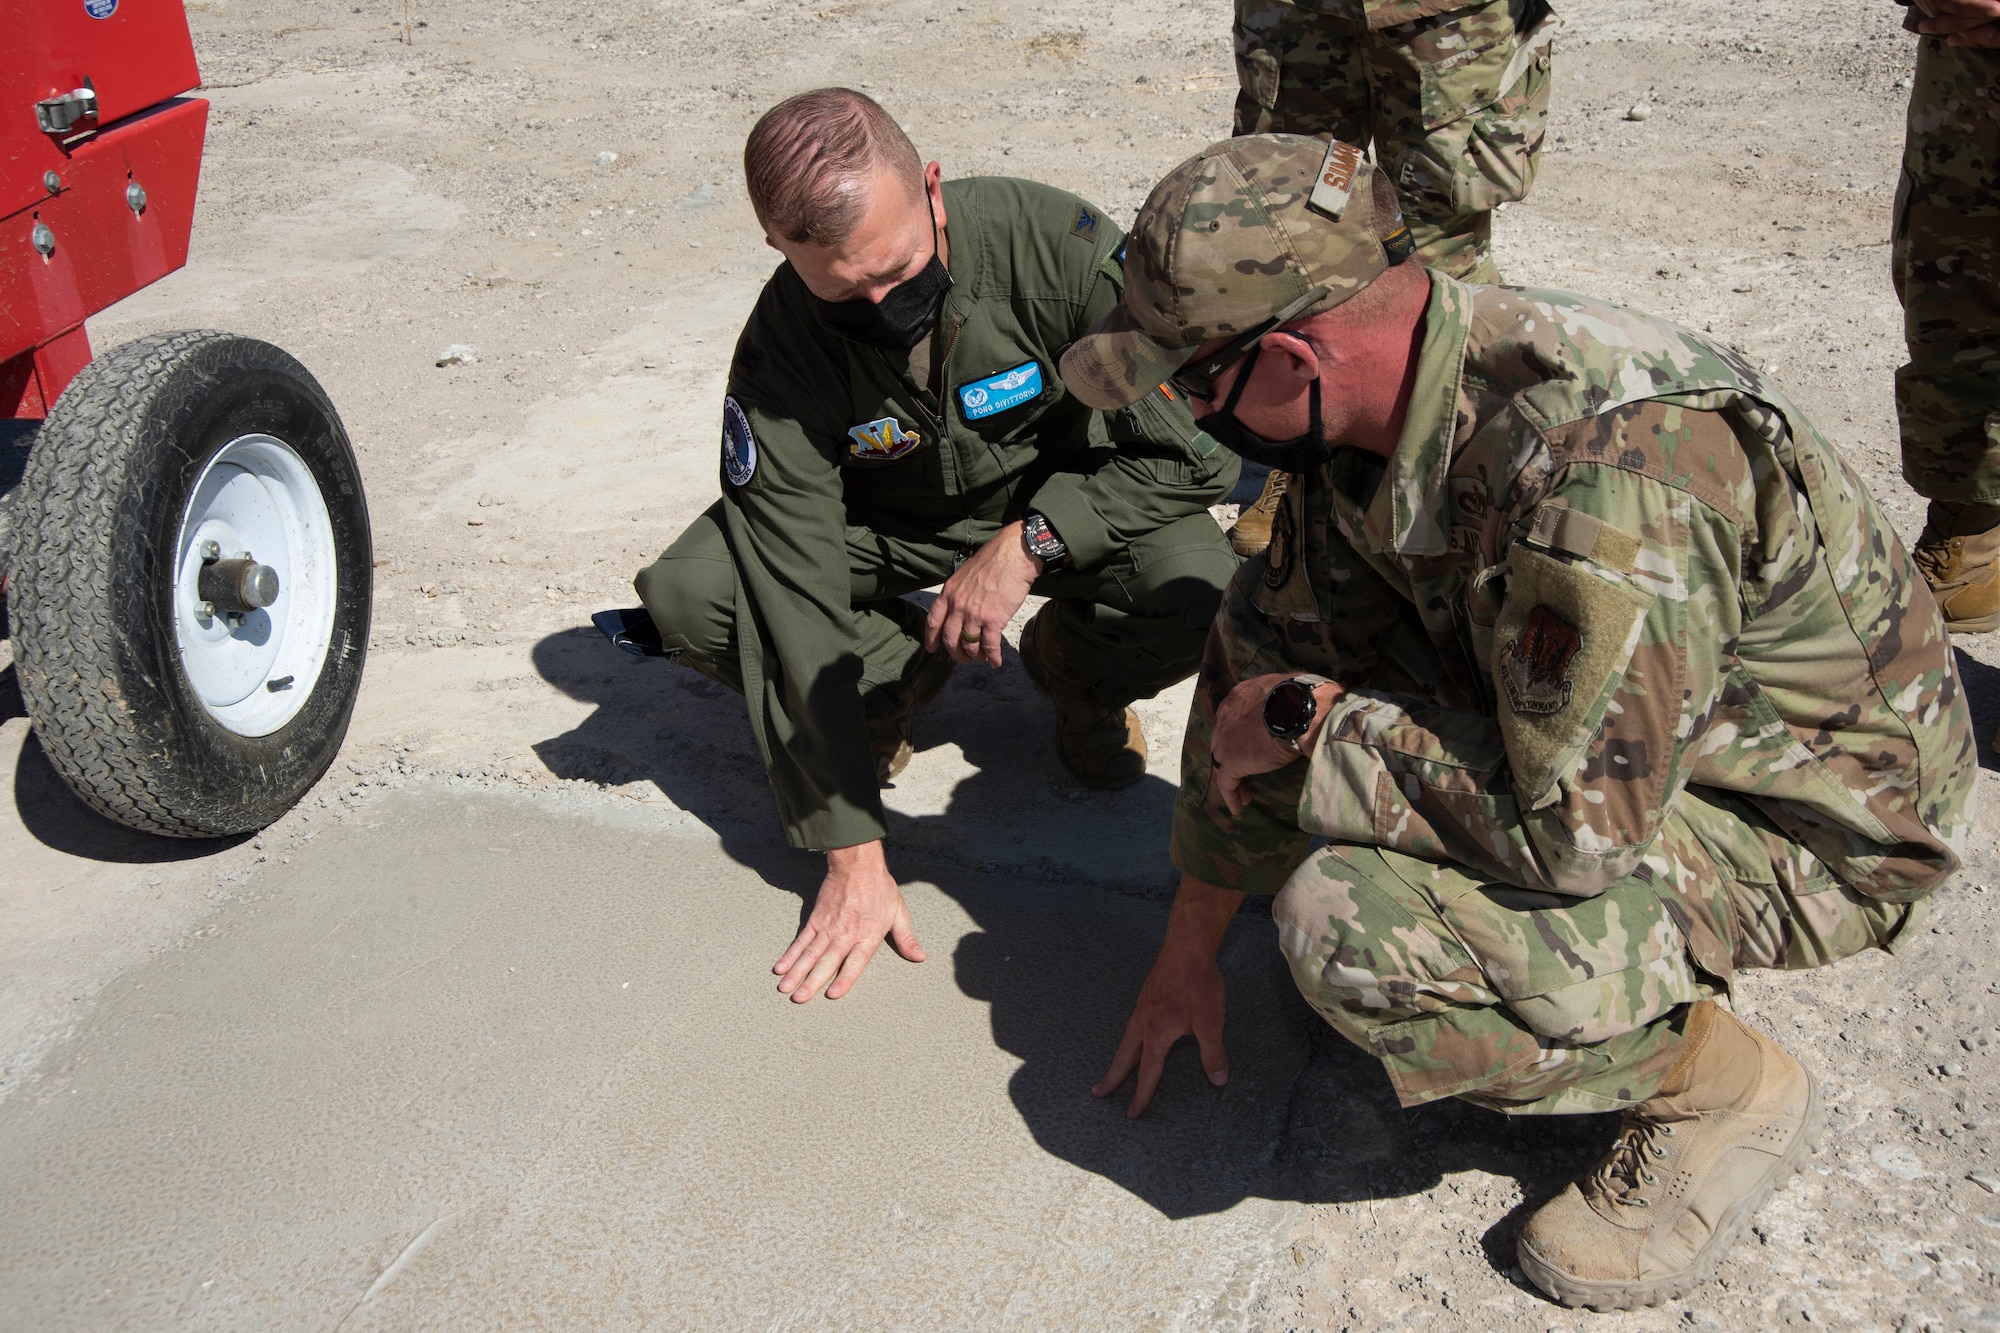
[467,516,485,526]
[1872,1143,1926,1180]
[1945,1063,1967,1078]
[1972,1171,2000,1194]
[478,493,494,508]
[594,150,618,166]
[1626,102,1652,121]
[436,343,481,367]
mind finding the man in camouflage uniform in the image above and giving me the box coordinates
[1224,0,1556,559]
[1060,135,1975,1310]
[1893,2,2000,634]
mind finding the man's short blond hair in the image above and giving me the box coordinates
[744,88,925,247]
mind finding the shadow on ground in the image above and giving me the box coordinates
[528,623,1622,1247]
[3,664,239,864]
[1955,647,2000,773]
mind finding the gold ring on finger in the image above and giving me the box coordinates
[960,629,983,644]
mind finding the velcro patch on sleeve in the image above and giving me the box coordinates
[1521,503,1641,574]
[1071,203,1102,241]
[1493,543,1655,808]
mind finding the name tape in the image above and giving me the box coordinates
[1309,139,1365,221]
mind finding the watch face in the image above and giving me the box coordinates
[1265,679,1315,737]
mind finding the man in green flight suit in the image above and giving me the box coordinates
[629,89,1238,1004]
[1062,135,1974,1309]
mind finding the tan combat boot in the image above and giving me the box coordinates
[1516,1000,1821,1311]
[1228,469,1288,558]
[865,648,954,785]
[1019,603,1148,789]
[1912,500,2000,634]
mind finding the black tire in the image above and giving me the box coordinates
[8,330,371,837]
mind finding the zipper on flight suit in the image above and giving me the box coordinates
[874,302,974,563]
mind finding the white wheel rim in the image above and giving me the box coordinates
[172,433,339,737]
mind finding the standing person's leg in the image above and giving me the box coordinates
[1897,39,2000,634]
[633,502,954,781]
[1020,512,1240,789]
[1232,0,1375,141]
[1229,1,1375,558]
[1365,0,1556,282]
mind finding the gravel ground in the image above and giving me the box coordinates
[5,0,2000,1327]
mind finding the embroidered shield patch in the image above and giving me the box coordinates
[847,416,922,461]
[722,396,756,488]
[1502,605,1581,715]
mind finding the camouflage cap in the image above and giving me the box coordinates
[1061,134,1412,410]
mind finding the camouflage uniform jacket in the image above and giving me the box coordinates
[1277,272,1975,902]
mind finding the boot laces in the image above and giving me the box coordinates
[1912,535,1956,584]
[1591,1114,1679,1208]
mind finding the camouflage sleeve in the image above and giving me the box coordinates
[1299,464,1737,898]
[1029,249,1240,570]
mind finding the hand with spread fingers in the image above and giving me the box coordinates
[1093,873,1242,1118]
[923,520,1044,667]
[773,839,926,1003]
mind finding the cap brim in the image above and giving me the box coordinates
[1059,302,1197,411]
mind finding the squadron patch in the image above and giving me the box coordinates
[958,361,1043,420]
[847,416,922,461]
[1071,204,1101,240]
[722,395,757,487]
[1502,605,1582,715]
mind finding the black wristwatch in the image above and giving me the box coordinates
[1022,511,1068,569]
[1264,675,1333,754]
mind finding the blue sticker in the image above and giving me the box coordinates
[958,362,1043,420]
[847,416,922,461]
[84,0,117,17]
[722,396,756,487]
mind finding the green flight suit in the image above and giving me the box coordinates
[636,176,1240,851]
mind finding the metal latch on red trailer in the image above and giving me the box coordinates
[35,81,98,135]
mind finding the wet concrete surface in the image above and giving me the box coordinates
[0,789,1325,1329]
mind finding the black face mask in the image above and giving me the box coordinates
[807,216,953,351]
[1199,345,1333,474]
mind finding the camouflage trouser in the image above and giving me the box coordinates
[1175,565,1924,1116]
[1231,0,1557,281]
[1894,38,2000,503]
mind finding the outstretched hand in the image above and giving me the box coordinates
[1093,873,1244,1118]
[774,840,926,1002]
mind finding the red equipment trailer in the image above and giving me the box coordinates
[2,0,371,836]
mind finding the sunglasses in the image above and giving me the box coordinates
[1168,284,1333,403]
